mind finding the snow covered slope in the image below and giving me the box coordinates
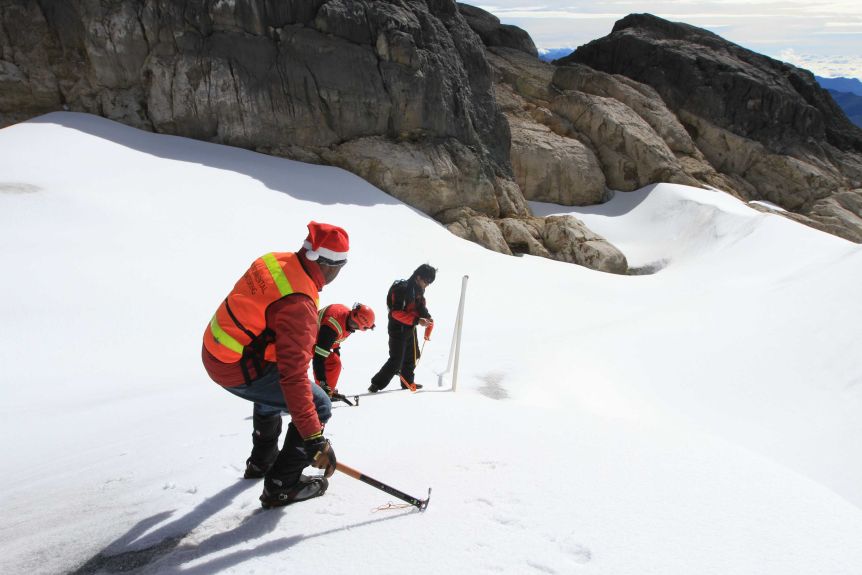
[2,113,861,575]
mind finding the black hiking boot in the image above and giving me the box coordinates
[244,414,282,479]
[260,475,329,509]
[368,384,381,393]
[400,381,423,391]
[244,459,269,479]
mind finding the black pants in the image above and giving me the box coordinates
[370,322,419,390]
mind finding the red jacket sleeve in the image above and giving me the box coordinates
[391,309,418,325]
[266,294,321,439]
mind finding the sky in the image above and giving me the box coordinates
[2,113,862,574]
[477,1,862,80]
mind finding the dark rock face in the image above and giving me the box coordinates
[456,3,536,57]
[568,14,862,155]
[563,13,862,239]
[0,0,507,199]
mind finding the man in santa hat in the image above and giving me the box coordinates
[201,221,348,508]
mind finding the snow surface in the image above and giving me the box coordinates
[2,113,862,575]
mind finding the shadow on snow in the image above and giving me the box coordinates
[28,112,403,209]
[69,479,414,574]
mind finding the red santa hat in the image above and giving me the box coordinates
[302,221,349,265]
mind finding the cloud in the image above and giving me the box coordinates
[478,2,862,82]
[778,49,862,79]
[477,9,624,19]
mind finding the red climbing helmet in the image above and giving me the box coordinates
[349,303,376,331]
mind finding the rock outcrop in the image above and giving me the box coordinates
[482,38,736,205]
[6,3,860,271]
[456,3,537,57]
[438,207,627,274]
[0,0,628,273]
[454,6,737,215]
[464,8,862,244]
[564,13,862,241]
[0,0,513,213]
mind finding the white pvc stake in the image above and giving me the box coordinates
[438,275,469,390]
[451,275,468,392]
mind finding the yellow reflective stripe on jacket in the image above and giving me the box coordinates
[262,252,293,296]
[210,315,245,355]
[314,345,331,358]
[203,252,320,365]
[326,316,343,337]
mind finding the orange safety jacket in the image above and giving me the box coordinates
[204,252,320,366]
[315,304,352,356]
[312,304,354,391]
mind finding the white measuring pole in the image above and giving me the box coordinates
[445,275,468,392]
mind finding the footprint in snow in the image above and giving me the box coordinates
[492,514,524,528]
[525,559,557,574]
[564,543,592,564]
[552,536,592,565]
[477,372,509,400]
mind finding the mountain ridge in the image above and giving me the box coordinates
[816,75,862,96]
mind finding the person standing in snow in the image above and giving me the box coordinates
[201,221,347,508]
[369,264,436,393]
[313,303,376,397]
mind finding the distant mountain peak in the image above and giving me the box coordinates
[816,76,862,97]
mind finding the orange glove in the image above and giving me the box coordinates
[423,320,434,341]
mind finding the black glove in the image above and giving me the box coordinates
[304,434,336,478]
[317,380,333,397]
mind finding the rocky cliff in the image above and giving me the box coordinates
[564,13,862,241]
[0,0,514,213]
[0,0,627,273]
[3,3,861,271]
[457,8,862,243]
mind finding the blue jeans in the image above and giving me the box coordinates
[223,364,332,424]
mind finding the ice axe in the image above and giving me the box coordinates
[336,462,431,511]
[331,392,358,406]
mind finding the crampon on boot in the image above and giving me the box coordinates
[260,475,329,509]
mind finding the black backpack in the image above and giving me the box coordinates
[386,279,408,311]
